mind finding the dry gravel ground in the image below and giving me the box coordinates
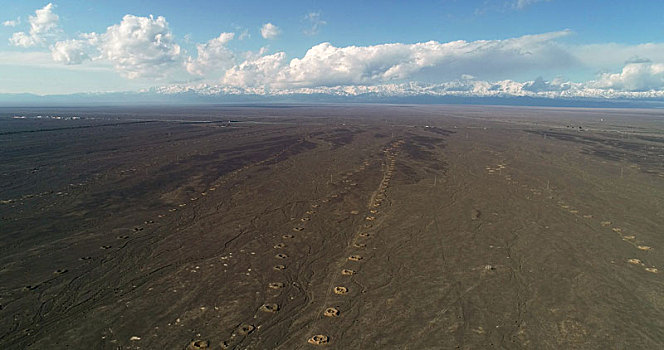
[1,105,663,349]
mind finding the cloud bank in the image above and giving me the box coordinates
[219,31,575,89]
[8,3,664,100]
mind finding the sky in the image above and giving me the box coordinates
[2,0,664,100]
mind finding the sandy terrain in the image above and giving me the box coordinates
[1,105,663,349]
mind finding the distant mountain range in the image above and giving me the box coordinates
[1,90,663,108]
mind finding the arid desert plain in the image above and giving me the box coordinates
[1,105,663,349]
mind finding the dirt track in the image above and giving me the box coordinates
[1,105,663,349]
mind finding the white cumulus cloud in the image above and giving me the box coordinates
[50,39,90,65]
[9,3,59,47]
[9,32,35,47]
[92,15,182,78]
[591,61,664,91]
[50,14,183,78]
[223,51,287,87]
[3,17,20,27]
[260,23,280,39]
[186,32,235,76]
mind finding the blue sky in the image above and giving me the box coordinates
[2,1,664,99]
